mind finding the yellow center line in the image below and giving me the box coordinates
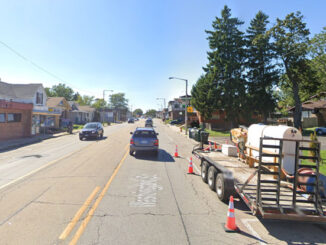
[59,186,101,240]
[69,145,129,245]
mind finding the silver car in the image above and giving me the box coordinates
[130,128,159,156]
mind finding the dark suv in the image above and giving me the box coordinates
[130,127,159,156]
[79,122,104,140]
[145,119,153,127]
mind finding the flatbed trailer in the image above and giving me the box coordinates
[192,137,326,222]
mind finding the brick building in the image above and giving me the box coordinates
[0,100,33,141]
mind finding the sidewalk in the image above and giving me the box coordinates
[0,130,78,152]
[166,124,229,145]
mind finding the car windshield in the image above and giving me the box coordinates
[134,130,156,138]
[84,123,97,129]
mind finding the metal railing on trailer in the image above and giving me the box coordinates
[192,137,326,222]
[254,137,326,221]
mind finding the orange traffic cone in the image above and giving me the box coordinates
[174,145,179,158]
[214,142,218,150]
[188,157,193,174]
[224,196,239,232]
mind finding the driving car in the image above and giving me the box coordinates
[128,118,135,123]
[145,118,153,127]
[79,122,104,140]
[130,127,159,156]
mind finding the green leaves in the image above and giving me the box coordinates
[109,93,128,110]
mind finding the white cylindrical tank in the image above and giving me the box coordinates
[246,124,302,174]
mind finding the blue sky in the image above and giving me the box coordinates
[0,0,325,111]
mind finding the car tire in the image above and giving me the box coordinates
[201,161,209,183]
[101,133,103,138]
[129,150,134,156]
[79,137,83,141]
[316,129,323,136]
[208,166,217,191]
[215,173,233,203]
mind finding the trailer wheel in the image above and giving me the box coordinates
[201,161,209,183]
[215,173,232,203]
[208,166,217,191]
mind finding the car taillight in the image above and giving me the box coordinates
[130,139,134,145]
[154,139,159,146]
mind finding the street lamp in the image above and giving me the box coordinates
[169,76,189,135]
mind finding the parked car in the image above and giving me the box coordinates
[128,118,135,123]
[315,127,326,136]
[170,118,184,125]
[145,118,153,127]
[79,122,104,140]
[130,127,159,156]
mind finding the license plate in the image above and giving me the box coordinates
[141,140,148,144]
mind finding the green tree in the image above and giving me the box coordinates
[72,92,81,101]
[203,5,247,127]
[310,27,326,93]
[133,108,143,117]
[109,93,128,109]
[48,83,75,101]
[145,109,157,118]
[246,11,279,122]
[77,95,94,106]
[269,12,314,129]
[191,74,217,119]
[92,99,107,109]
[45,87,54,97]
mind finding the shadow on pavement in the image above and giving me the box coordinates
[82,136,108,141]
[256,219,326,244]
[133,149,175,162]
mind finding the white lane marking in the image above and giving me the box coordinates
[130,175,163,207]
[241,219,266,245]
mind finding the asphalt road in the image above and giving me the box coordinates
[0,120,325,244]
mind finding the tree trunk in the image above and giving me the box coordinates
[292,80,302,130]
[284,61,302,130]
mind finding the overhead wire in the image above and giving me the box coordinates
[0,40,99,97]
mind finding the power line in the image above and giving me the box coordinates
[0,40,98,96]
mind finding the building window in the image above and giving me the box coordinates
[174,104,179,109]
[0,113,5,123]
[7,113,22,122]
[36,92,43,104]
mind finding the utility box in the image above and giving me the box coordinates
[222,144,237,157]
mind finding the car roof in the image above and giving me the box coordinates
[135,127,155,131]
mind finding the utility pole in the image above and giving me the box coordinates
[169,77,189,135]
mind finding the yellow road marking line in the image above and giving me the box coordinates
[69,146,129,245]
[0,143,95,191]
[59,186,101,240]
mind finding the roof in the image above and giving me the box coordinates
[135,127,155,131]
[78,105,95,112]
[288,100,326,111]
[0,81,42,99]
[46,97,65,108]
